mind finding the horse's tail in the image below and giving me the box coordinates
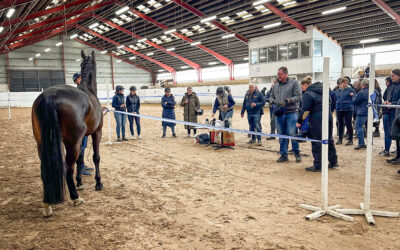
[36,94,64,204]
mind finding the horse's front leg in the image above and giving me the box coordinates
[92,130,103,191]
[65,144,84,206]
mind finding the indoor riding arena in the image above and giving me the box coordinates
[1,0,400,249]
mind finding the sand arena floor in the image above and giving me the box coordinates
[1,104,400,249]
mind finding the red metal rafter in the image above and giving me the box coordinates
[7,26,67,50]
[2,30,64,53]
[115,1,234,80]
[74,38,153,73]
[0,0,113,40]
[264,3,306,33]
[76,24,177,83]
[372,0,400,26]
[93,14,202,82]
[5,14,90,45]
[2,0,93,27]
[0,0,34,10]
[171,0,248,44]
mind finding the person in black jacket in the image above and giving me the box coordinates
[380,76,394,156]
[297,81,338,172]
[126,86,141,140]
[386,69,400,167]
[112,85,127,142]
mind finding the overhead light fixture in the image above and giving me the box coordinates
[117,45,125,49]
[6,8,15,18]
[138,38,147,43]
[158,69,165,72]
[253,0,270,5]
[164,29,176,34]
[0,27,4,33]
[116,59,122,62]
[200,15,217,23]
[146,52,154,56]
[208,62,217,65]
[360,38,379,44]
[76,59,81,62]
[116,6,129,15]
[243,57,249,60]
[222,34,235,39]
[28,57,33,61]
[190,41,201,46]
[55,42,62,46]
[36,53,41,57]
[263,22,281,29]
[70,34,78,39]
[89,23,99,29]
[166,47,175,51]
[100,50,107,54]
[181,66,189,69]
[242,14,253,19]
[283,1,297,7]
[44,48,50,52]
[129,56,136,60]
[321,6,346,15]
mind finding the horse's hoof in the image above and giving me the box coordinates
[76,184,84,190]
[73,197,85,206]
[43,204,53,217]
[95,183,103,191]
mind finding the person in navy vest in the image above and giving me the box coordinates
[112,85,127,142]
[161,87,177,138]
[353,79,369,150]
[297,80,338,172]
[334,77,355,146]
[126,86,141,140]
[241,83,265,146]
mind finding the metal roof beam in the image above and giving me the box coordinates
[372,0,400,26]
[263,2,306,33]
[0,0,35,10]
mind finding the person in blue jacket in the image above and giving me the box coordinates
[241,83,265,146]
[380,76,394,157]
[212,86,235,121]
[112,85,127,142]
[353,79,369,150]
[297,81,338,172]
[126,86,141,140]
[334,77,355,146]
[161,87,177,138]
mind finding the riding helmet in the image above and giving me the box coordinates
[216,86,224,95]
[115,85,124,92]
[73,73,81,82]
[196,108,204,116]
[130,86,137,91]
[165,87,171,92]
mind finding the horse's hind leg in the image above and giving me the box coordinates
[92,130,103,191]
[65,144,84,206]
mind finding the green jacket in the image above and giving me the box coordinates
[180,92,200,129]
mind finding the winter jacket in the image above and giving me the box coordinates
[334,86,355,111]
[353,87,369,116]
[180,92,200,129]
[161,94,176,127]
[212,92,235,114]
[269,77,302,113]
[383,82,394,114]
[241,90,265,115]
[126,94,140,113]
[112,94,126,111]
[265,87,275,112]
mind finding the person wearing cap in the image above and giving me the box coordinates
[73,73,92,175]
[212,86,235,121]
[334,77,355,146]
[112,85,127,142]
[180,87,200,137]
[386,69,400,167]
[161,87,177,138]
[380,76,394,157]
[241,83,265,146]
[126,86,141,140]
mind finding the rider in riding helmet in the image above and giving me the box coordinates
[73,73,92,175]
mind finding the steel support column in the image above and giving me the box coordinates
[264,3,306,33]
[372,0,400,25]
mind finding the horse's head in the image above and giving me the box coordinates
[80,50,97,95]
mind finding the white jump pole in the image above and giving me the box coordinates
[106,82,112,145]
[335,53,399,225]
[7,90,11,119]
[300,57,353,222]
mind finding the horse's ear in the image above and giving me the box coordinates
[91,50,95,59]
[81,50,86,60]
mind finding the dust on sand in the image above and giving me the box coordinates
[1,105,400,249]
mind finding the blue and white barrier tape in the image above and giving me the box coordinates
[111,109,326,144]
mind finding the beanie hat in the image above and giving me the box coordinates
[392,69,400,77]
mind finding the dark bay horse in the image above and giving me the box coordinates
[31,50,103,217]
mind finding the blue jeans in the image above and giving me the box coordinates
[163,125,175,135]
[269,108,275,133]
[247,113,262,141]
[383,111,395,151]
[275,112,300,156]
[355,115,368,146]
[114,112,126,138]
[128,115,141,136]
[221,109,234,120]
[81,136,88,156]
